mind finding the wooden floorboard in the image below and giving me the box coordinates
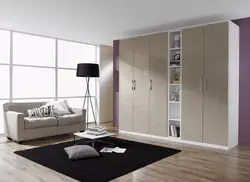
[0,123,249,182]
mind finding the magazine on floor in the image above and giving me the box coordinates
[100,147,126,153]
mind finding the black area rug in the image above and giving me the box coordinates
[15,137,181,182]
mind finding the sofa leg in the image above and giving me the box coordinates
[6,137,12,141]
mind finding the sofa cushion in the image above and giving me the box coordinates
[58,114,83,126]
[24,117,57,129]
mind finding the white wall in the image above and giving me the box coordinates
[99,45,113,123]
[0,0,112,45]
[1,0,248,46]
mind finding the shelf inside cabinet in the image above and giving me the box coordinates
[169,118,181,122]
[169,65,181,68]
[168,30,182,141]
[169,31,181,51]
[170,47,181,51]
[169,84,181,86]
[169,101,180,104]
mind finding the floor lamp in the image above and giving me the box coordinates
[76,63,99,129]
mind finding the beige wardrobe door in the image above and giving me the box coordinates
[182,27,203,142]
[119,39,134,131]
[203,22,228,146]
[133,36,150,134]
[149,33,168,136]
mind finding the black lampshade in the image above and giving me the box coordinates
[76,63,100,77]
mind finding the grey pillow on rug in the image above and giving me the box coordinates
[64,145,99,160]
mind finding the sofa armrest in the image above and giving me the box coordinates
[71,108,86,122]
[4,111,25,142]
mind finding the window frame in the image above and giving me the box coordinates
[0,29,99,134]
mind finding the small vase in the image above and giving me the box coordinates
[174,35,180,48]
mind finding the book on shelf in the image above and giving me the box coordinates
[170,125,175,137]
[176,127,180,137]
[170,125,180,137]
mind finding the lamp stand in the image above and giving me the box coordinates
[83,77,97,129]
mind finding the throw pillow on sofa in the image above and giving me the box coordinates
[27,100,74,118]
[27,105,55,118]
[45,100,74,116]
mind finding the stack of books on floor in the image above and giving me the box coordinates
[86,126,107,136]
[170,125,180,137]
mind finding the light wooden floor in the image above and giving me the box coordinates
[0,123,250,182]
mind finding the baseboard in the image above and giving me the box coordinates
[119,130,229,150]
[99,121,114,124]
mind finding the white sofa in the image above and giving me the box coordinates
[3,102,86,143]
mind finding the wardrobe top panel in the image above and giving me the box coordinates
[119,38,133,55]
[133,35,150,55]
[149,32,168,58]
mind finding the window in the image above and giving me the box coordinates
[13,33,56,67]
[58,69,96,97]
[58,69,85,97]
[58,40,96,68]
[0,66,9,98]
[0,30,98,134]
[0,30,10,64]
[13,66,55,98]
[13,99,54,103]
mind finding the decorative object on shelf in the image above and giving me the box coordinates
[174,35,181,48]
[170,88,180,102]
[76,63,100,128]
[171,92,177,101]
[170,61,181,66]
[176,127,180,137]
[171,71,180,84]
[170,125,180,137]
[175,88,180,101]
[174,53,180,61]
[170,52,181,66]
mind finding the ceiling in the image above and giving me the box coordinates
[0,0,249,46]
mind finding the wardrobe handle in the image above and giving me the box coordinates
[150,79,152,90]
[203,78,206,91]
[132,80,134,90]
[134,80,136,91]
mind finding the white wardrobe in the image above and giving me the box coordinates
[119,21,239,150]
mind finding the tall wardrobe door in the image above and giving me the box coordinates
[149,33,168,137]
[133,36,150,134]
[182,27,203,142]
[203,22,228,146]
[119,39,134,131]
